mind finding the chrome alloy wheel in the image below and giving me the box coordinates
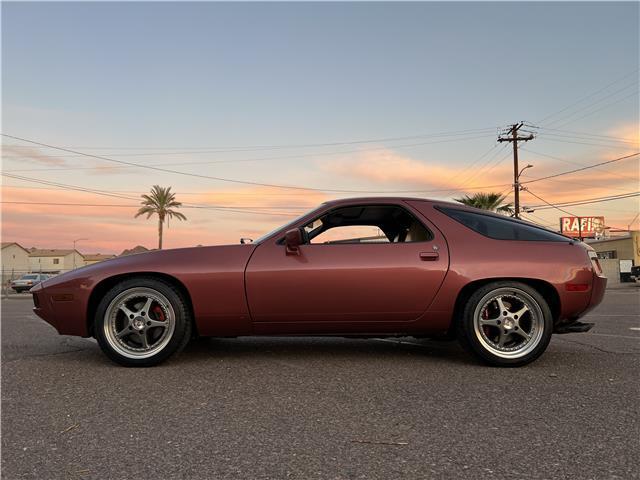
[103,287,176,359]
[472,287,544,359]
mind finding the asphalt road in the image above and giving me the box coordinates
[2,288,639,480]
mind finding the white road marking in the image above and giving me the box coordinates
[629,327,640,331]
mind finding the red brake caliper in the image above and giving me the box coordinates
[482,307,490,336]
[153,306,165,322]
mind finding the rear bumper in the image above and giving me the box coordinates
[584,273,607,316]
[554,273,606,333]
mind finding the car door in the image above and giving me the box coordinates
[244,202,449,334]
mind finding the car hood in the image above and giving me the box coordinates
[40,244,257,289]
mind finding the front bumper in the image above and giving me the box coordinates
[31,283,89,337]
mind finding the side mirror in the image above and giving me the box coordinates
[284,228,303,255]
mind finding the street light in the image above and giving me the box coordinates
[517,164,534,180]
[72,238,88,270]
[514,164,533,219]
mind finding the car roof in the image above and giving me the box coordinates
[322,196,442,206]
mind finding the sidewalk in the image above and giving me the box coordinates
[1,292,33,300]
[606,282,639,290]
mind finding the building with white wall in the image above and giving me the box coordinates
[1,242,31,282]
[29,249,85,275]
[83,254,116,266]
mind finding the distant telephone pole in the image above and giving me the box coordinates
[498,123,534,218]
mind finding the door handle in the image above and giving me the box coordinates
[419,251,439,261]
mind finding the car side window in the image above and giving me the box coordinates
[312,225,389,244]
[438,207,570,242]
[304,205,432,245]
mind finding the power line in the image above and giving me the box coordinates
[1,132,495,163]
[2,201,135,207]
[0,176,309,216]
[521,188,577,216]
[520,147,638,182]
[537,134,640,149]
[2,173,140,202]
[543,81,639,128]
[518,172,634,193]
[0,200,300,216]
[1,134,513,194]
[535,69,639,125]
[442,143,507,196]
[536,127,637,143]
[523,190,639,235]
[0,134,438,193]
[4,176,636,219]
[0,184,318,196]
[0,134,494,174]
[521,212,558,229]
[2,127,497,153]
[536,132,637,146]
[447,148,512,196]
[1,173,308,212]
[526,192,639,210]
[0,200,306,211]
[522,152,640,185]
[551,90,639,130]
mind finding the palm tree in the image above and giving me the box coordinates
[454,192,514,215]
[135,185,187,249]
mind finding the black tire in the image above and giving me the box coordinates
[457,281,553,367]
[94,277,192,367]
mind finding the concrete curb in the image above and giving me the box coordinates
[605,284,639,291]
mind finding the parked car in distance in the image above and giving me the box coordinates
[11,273,50,293]
[31,197,606,367]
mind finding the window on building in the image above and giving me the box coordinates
[53,258,60,265]
[596,250,617,259]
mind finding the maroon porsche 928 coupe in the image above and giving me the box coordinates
[32,197,606,367]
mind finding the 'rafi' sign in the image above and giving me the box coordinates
[560,216,605,238]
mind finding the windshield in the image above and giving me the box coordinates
[22,274,39,280]
[253,206,323,244]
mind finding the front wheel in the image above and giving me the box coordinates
[457,281,553,367]
[94,277,192,367]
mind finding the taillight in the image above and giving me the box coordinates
[588,251,603,276]
[566,283,589,292]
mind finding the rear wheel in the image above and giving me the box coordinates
[94,277,192,367]
[457,281,552,367]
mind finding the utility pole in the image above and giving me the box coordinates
[498,123,534,218]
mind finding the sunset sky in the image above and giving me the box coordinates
[2,2,638,254]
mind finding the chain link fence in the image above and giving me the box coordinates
[1,269,72,298]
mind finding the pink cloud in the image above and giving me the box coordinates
[1,145,68,167]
